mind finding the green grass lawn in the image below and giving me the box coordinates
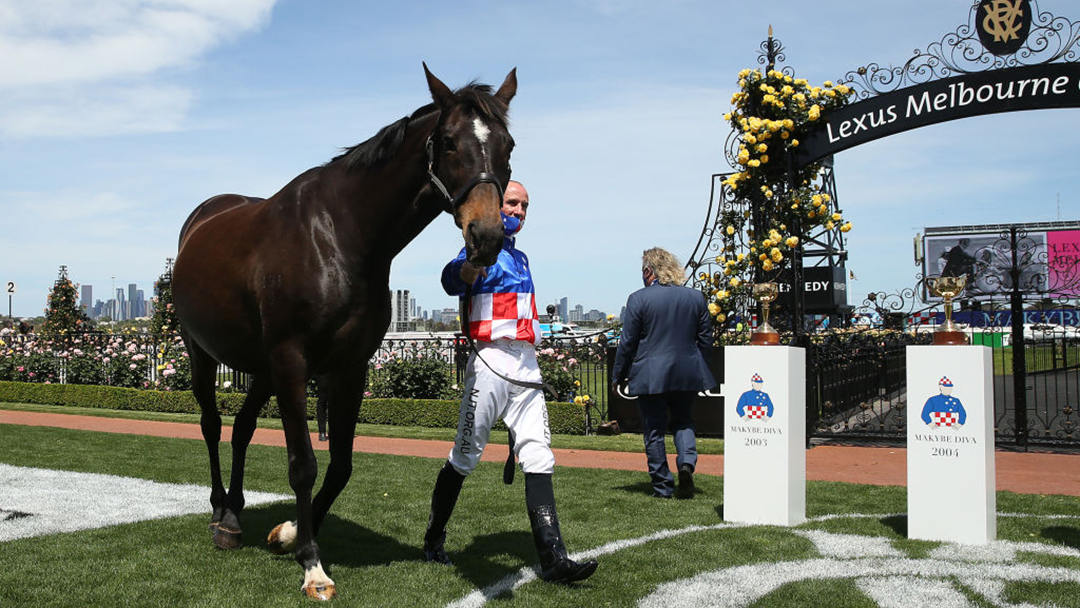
[0,423,1078,607]
[991,343,1080,375]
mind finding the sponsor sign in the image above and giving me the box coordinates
[797,63,1080,165]
[776,266,848,313]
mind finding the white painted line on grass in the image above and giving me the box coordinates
[0,463,290,542]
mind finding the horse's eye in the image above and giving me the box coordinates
[442,137,457,153]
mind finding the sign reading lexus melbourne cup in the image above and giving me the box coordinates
[798,63,1080,165]
[796,0,1080,166]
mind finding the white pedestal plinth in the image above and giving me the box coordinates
[906,345,996,544]
[722,345,806,526]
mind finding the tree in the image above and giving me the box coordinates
[42,265,92,335]
[151,258,181,339]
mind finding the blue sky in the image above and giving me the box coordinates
[2,0,1077,320]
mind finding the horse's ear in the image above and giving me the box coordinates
[424,62,454,109]
[495,67,517,105]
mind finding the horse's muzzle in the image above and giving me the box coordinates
[465,219,502,267]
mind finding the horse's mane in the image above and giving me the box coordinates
[330,82,510,172]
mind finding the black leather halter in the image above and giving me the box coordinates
[425,133,505,214]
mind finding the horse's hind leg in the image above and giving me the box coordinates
[312,367,366,535]
[185,338,227,535]
[212,373,272,550]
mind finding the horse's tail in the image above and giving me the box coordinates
[178,194,265,253]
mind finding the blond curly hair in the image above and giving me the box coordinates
[642,247,685,286]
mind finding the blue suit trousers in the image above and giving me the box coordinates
[637,391,698,497]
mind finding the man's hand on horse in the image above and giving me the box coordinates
[460,262,488,284]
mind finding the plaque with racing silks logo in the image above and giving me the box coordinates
[906,345,996,544]
[722,346,806,527]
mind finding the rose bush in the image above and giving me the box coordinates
[705,68,855,332]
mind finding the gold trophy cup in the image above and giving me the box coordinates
[750,282,781,346]
[928,274,969,345]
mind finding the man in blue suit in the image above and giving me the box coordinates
[613,247,717,499]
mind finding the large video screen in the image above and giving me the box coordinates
[922,228,1080,298]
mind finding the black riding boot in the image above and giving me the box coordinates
[525,473,598,583]
[423,461,465,566]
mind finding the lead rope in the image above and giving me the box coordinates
[461,283,559,484]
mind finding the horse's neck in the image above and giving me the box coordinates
[330,136,443,266]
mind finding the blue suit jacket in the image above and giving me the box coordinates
[612,283,717,396]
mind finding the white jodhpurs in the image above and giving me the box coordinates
[447,340,555,476]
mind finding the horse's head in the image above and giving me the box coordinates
[424,64,516,268]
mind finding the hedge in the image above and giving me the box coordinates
[0,381,587,435]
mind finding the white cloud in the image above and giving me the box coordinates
[0,83,192,137]
[0,0,277,137]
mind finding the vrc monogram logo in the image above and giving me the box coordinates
[978,0,1032,56]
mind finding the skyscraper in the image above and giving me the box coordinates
[80,285,92,315]
[558,297,568,322]
[390,289,411,332]
[128,284,138,319]
[115,288,126,321]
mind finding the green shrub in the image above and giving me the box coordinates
[153,337,192,391]
[66,353,107,386]
[370,356,460,400]
[13,351,61,384]
[0,381,587,435]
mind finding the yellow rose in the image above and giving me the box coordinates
[708,302,721,316]
[764,189,773,198]
[792,139,800,147]
[756,143,768,153]
[785,236,799,247]
[827,221,835,230]
[762,260,774,271]
[716,313,727,322]
[730,277,741,287]
[832,213,842,221]
[726,225,735,235]
[841,222,853,233]
[718,289,729,299]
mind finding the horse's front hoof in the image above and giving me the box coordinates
[267,521,298,555]
[304,583,336,601]
[213,525,243,550]
[302,561,336,601]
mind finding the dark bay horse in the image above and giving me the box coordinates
[171,64,516,600]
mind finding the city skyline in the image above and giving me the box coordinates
[77,281,152,322]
